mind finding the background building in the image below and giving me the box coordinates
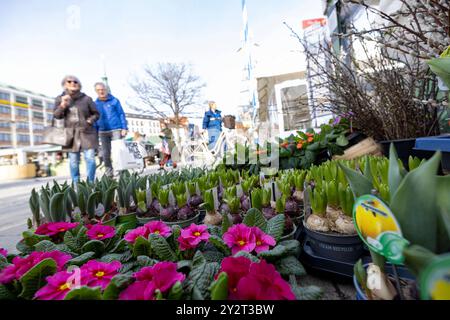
[125,113,161,136]
[0,83,54,149]
[303,17,333,128]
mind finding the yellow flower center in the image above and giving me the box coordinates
[59,282,71,291]
[97,233,104,238]
[95,271,105,278]
[238,240,246,246]
[194,232,201,236]
[232,288,237,292]
[154,230,160,235]
[256,241,262,245]
[59,228,66,232]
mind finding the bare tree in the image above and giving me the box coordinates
[342,0,450,60]
[285,22,445,141]
[129,62,205,125]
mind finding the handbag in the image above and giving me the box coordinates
[111,139,143,171]
[42,118,74,147]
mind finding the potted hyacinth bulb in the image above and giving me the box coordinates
[239,178,255,212]
[187,181,203,209]
[220,186,243,224]
[275,196,296,240]
[223,196,243,224]
[136,189,159,225]
[158,189,177,222]
[321,180,356,235]
[149,182,161,214]
[159,193,199,228]
[219,186,237,215]
[292,170,307,203]
[200,190,222,226]
[277,179,300,221]
[305,186,329,233]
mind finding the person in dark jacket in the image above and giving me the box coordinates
[202,101,222,149]
[94,82,128,177]
[54,75,100,183]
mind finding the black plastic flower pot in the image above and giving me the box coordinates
[116,212,138,232]
[300,241,363,278]
[164,212,201,228]
[102,213,118,227]
[302,222,365,263]
[379,138,434,167]
[197,209,207,224]
[346,131,367,147]
[136,215,160,226]
[280,224,297,241]
[353,263,416,300]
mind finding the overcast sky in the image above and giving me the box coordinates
[0,0,323,120]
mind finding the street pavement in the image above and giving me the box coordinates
[0,165,165,253]
[0,175,71,253]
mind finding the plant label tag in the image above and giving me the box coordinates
[419,255,450,300]
[353,194,408,265]
[236,184,244,198]
[168,189,176,207]
[273,182,282,200]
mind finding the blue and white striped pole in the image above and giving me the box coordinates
[241,0,257,125]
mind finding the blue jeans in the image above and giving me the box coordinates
[208,128,221,149]
[69,149,96,183]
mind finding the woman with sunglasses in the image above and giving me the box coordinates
[53,75,100,183]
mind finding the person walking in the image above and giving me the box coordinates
[53,75,100,183]
[94,82,128,177]
[202,100,222,149]
[159,121,177,170]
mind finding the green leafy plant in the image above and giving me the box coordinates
[275,196,286,214]
[338,183,354,217]
[223,196,241,215]
[324,180,339,209]
[157,189,170,208]
[308,186,327,216]
[200,190,215,214]
[251,188,263,211]
[343,145,450,299]
[136,190,147,213]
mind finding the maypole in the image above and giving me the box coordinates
[241,0,258,134]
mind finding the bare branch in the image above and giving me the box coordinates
[129,62,205,124]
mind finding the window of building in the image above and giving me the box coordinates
[34,136,43,143]
[0,133,11,141]
[32,99,43,108]
[15,95,28,104]
[16,108,29,117]
[17,134,30,142]
[17,122,29,130]
[0,122,10,129]
[33,123,44,131]
[46,113,53,122]
[33,111,44,119]
[0,106,11,114]
[0,92,10,101]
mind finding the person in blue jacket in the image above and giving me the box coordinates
[94,82,128,177]
[202,101,222,149]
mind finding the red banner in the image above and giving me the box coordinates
[302,18,327,29]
